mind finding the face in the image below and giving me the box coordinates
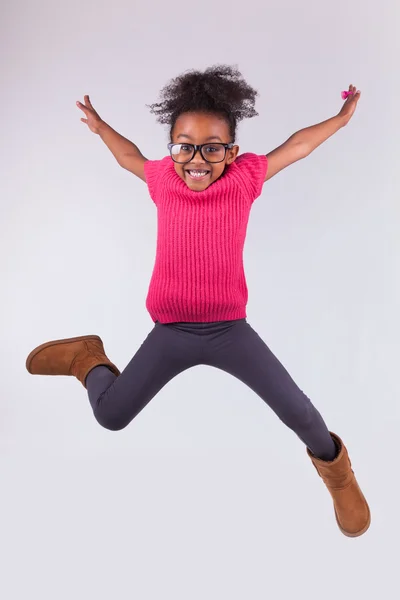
[171,112,239,191]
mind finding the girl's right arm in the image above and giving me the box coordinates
[77,95,148,182]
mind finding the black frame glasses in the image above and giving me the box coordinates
[167,142,234,164]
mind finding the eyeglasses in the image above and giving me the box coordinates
[167,142,234,164]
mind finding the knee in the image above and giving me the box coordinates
[93,410,130,431]
[280,394,317,432]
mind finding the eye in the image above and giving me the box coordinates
[202,144,225,160]
[170,144,193,155]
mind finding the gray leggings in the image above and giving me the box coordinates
[86,318,336,460]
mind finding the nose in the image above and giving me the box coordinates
[189,147,208,166]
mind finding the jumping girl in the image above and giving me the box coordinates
[26,65,370,537]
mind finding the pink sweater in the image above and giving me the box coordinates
[144,153,268,323]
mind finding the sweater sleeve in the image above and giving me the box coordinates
[143,156,171,205]
[233,153,268,202]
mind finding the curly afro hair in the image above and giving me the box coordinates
[148,64,259,141]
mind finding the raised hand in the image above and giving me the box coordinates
[76,95,103,134]
[338,84,361,124]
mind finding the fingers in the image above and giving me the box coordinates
[84,94,93,108]
[81,118,88,124]
[76,100,89,114]
[347,84,361,100]
[76,95,94,114]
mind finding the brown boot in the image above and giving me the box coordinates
[307,432,371,537]
[26,335,120,388]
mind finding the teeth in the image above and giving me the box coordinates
[189,170,208,178]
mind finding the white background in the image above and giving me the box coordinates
[1,0,399,598]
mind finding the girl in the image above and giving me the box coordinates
[26,65,370,537]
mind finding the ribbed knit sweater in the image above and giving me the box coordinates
[143,152,268,323]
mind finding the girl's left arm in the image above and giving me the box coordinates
[264,85,361,182]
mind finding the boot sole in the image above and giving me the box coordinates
[26,335,102,374]
[335,505,371,538]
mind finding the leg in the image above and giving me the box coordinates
[204,321,370,537]
[86,323,200,430]
[203,319,336,460]
[27,323,201,431]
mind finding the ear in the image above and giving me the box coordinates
[226,145,239,165]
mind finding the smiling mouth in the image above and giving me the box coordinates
[186,169,211,180]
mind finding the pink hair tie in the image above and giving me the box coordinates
[341,90,354,100]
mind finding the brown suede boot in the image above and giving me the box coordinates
[26,335,120,388]
[307,432,371,537]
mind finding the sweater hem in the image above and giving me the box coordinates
[148,307,248,324]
